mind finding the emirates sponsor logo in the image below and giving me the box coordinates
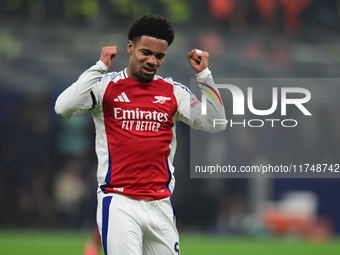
[114,107,168,122]
[113,107,169,132]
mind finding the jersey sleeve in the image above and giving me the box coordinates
[54,60,109,119]
[176,68,226,133]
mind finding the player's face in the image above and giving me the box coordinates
[127,36,168,83]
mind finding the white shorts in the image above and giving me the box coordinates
[97,192,180,255]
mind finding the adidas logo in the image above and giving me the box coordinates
[114,92,130,103]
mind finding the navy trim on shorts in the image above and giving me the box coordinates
[169,197,176,222]
[102,196,113,255]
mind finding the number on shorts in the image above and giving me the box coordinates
[174,242,180,255]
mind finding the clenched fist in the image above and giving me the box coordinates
[100,46,117,69]
[188,49,209,73]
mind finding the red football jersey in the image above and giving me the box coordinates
[55,61,225,200]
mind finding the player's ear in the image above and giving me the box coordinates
[127,40,133,55]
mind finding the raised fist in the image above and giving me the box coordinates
[100,46,117,69]
[188,49,209,73]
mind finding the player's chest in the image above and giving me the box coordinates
[102,80,177,128]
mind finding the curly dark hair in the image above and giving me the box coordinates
[128,14,175,46]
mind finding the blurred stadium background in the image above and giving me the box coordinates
[1,0,340,254]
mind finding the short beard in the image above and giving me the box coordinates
[137,72,154,83]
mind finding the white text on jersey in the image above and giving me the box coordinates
[113,107,169,132]
[114,107,168,122]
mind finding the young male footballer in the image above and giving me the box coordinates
[55,14,226,255]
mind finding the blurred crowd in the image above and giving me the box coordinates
[0,92,98,228]
[1,0,340,235]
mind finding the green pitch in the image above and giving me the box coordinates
[0,230,339,255]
